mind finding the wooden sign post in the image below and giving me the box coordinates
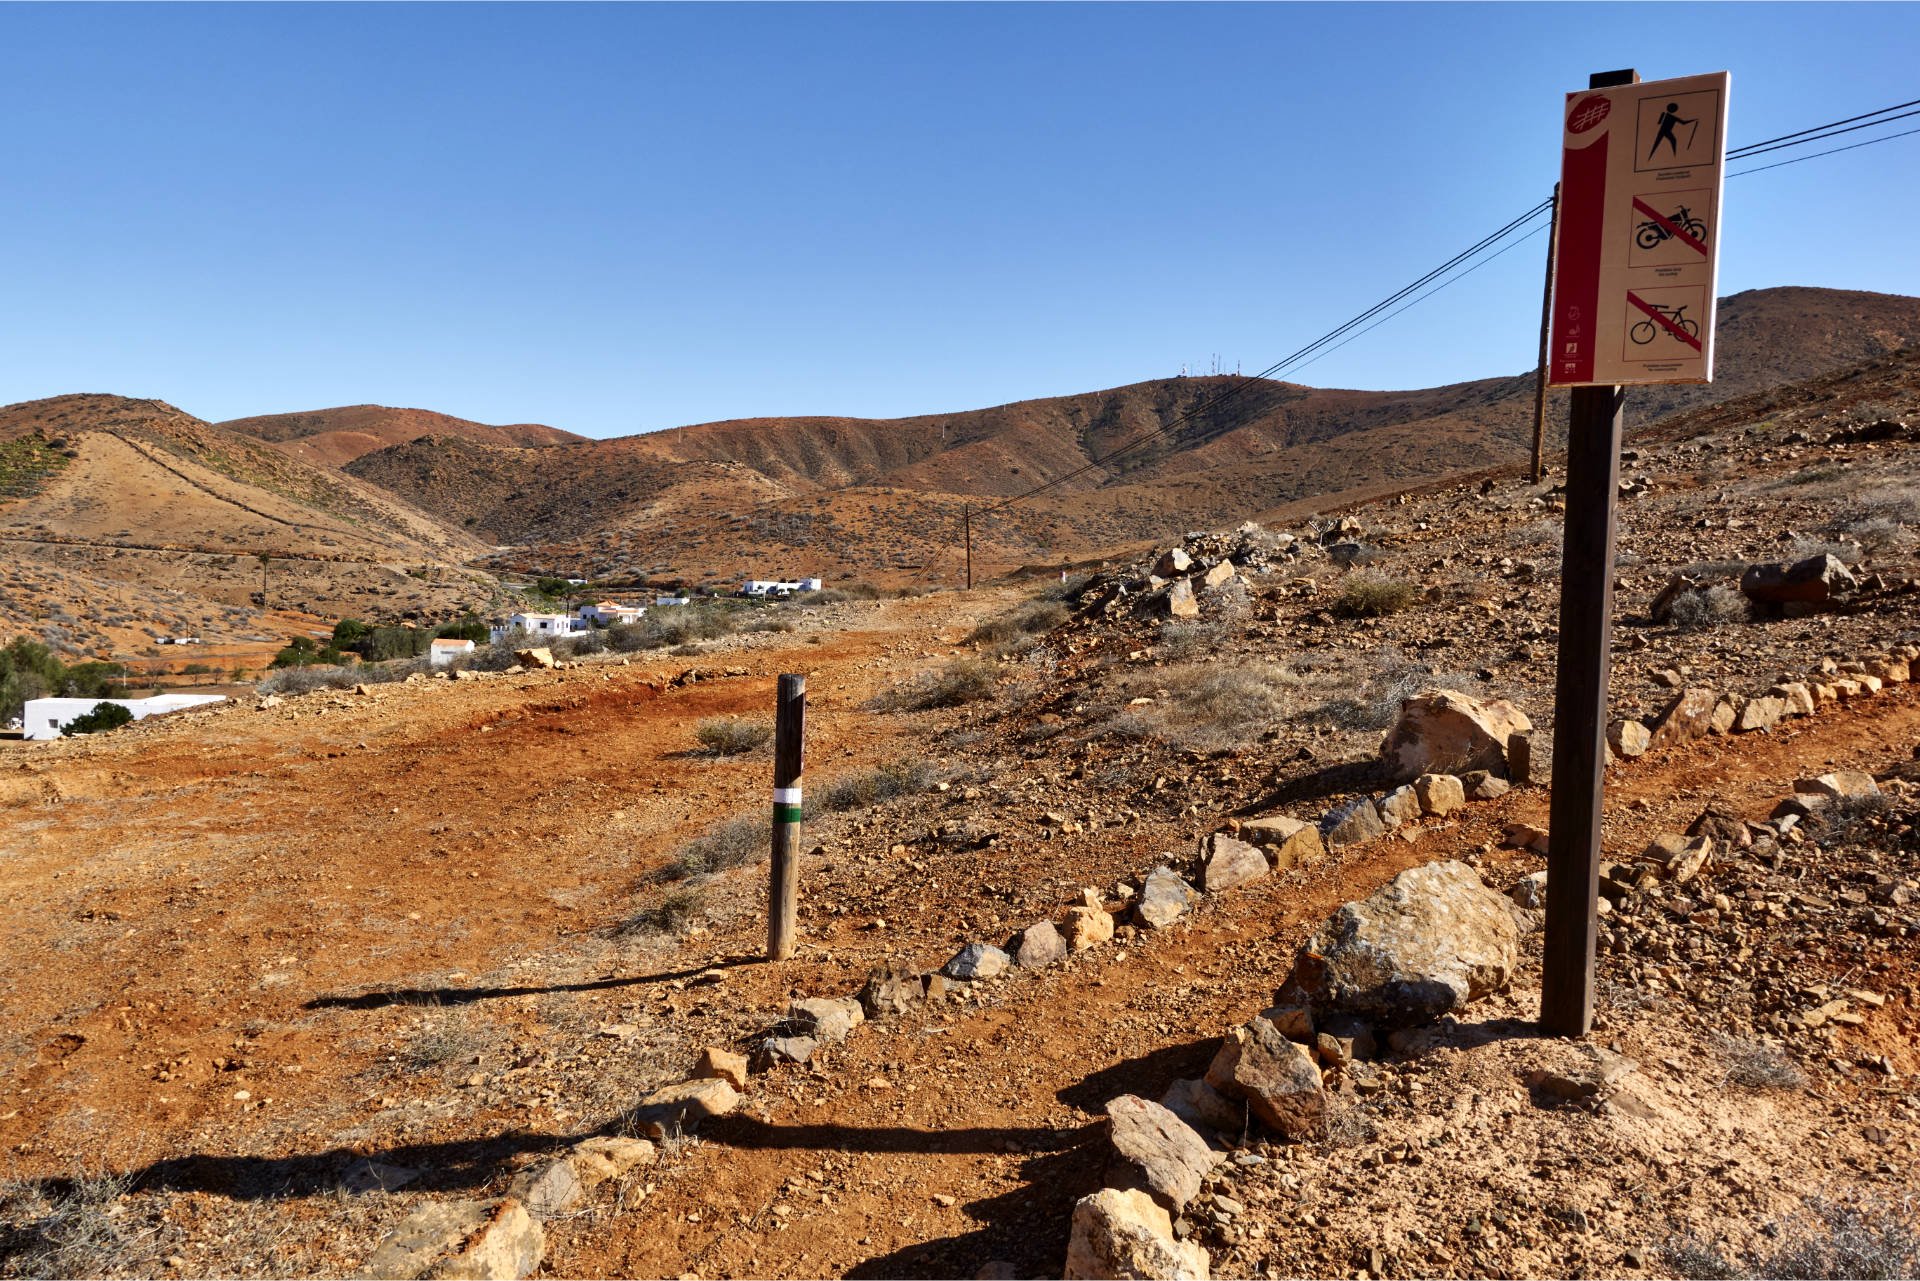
[767,673,806,961]
[1542,67,1641,1037]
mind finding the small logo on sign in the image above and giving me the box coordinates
[1568,95,1611,134]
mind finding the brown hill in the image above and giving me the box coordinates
[342,286,1920,584]
[218,404,585,468]
[0,394,500,625]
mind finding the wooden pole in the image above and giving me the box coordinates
[963,504,973,591]
[766,673,806,961]
[1542,67,1636,1038]
[1531,182,1561,485]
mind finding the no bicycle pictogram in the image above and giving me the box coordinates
[1626,291,1703,351]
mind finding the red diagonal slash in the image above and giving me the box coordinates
[1626,292,1704,352]
[1631,197,1709,257]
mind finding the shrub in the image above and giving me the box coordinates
[793,588,848,605]
[1844,516,1915,556]
[1330,573,1420,619]
[817,758,936,812]
[1816,791,1891,842]
[967,600,1069,645]
[694,718,772,756]
[659,815,766,882]
[402,1021,482,1071]
[1710,1034,1806,1091]
[1040,573,1093,601]
[1668,585,1750,629]
[742,617,793,633]
[59,702,133,736]
[0,1171,138,1278]
[881,659,999,710]
[620,886,707,937]
[1158,619,1223,661]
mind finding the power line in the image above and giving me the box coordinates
[945,91,1920,567]
[1730,122,1920,176]
[1725,97,1920,158]
[1726,106,1920,161]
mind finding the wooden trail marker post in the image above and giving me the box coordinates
[1541,66,1728,1035]
[766,673,806,961]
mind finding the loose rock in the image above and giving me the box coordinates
[1280,859,1518,1028]
[787,996,865,1044]
[1204,1016,1328,1141]
[1412,773,1466,816]
[1103,1093,1219,1213]
[1012,919,1068,968]
[1321,797,1385,850]
[1379,689,1532,783]
[363,1198,544,1280]
[944,942,1011,980]
[1134,867,1199,930]
[1065,1186,1210,1281]
[1200,833,1267,893]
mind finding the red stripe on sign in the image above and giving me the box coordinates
[1550,129,1609,385]
[1626,291,1704,352]
[1630,197,1709,257]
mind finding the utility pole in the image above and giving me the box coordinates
[963,504,973,591]
[766,673,806,961]
[1542,68,1638,1038]
[1531,182,1562,485]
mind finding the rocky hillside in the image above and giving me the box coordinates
[341,287,1920,583]
[219,405,585,468]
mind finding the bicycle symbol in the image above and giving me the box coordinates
[1635,204,1708,251]
[1629,302,1700,345]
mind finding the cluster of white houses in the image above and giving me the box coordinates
[487,599,654,645]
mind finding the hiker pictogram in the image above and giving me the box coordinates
[1647,102,1698,161]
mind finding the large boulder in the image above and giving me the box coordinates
[1321,797,1385,850]
[633,1078,740,1139]
[1648,687,1722,746]
[514,648,556,670]
[1134,867,1198,930]
[1240,816,1324,870]
[1103,1094,1219,1213]
[1379,689,1532,783]
[1740,553,1856,605]
[1203,1016,1327,1141]
[1012,919,1068,969]
[1280,860,1517,1028]
[943,942,1010,980]
[1164,579,1200,619]
[1201,833,1267,893]
[1065,1187,1210,1281]
[1063,904,1116,951]
[858,960,923,1018]
[363,1198,545,1280]
[787,996,865,1043]
[1161,1077,1243,1136]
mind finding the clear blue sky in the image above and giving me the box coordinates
[3,3,1915,438]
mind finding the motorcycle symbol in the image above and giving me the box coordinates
[1635,204,1708,251]
[1629,302,1700,346]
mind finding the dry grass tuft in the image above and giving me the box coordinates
[694,718,772,756]
[1330,573,1420,619]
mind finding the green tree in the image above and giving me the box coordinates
[270,636,321,668]
[435,614,489,644]
[61,701,133,736]
[332,618,371,648]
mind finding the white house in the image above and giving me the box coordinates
[428,638,475,667]
[24,694,226,740]
[488,612,589,645]
[577,601,647,626]
[654,596,692,607]
[741,577,824,597]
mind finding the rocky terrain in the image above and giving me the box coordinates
[218,406,585,469]
[0,339,1917,1279]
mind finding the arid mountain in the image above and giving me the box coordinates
[342,286,1920,584]
[0,394,499,627]
[218,404,585,467]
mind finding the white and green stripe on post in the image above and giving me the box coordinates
[767,673,806,960]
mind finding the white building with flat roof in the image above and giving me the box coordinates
[488,612,589,644]
[23,694,226,740]
[741,577,824,597]
[578,601,647,626]
[428,638,475,667]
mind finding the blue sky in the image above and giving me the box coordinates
[3,3,1916,438]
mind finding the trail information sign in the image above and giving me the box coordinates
[1549,71,1729,387]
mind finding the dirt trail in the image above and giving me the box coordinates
[0,593,1000,1180]
[558,687,1920,1280]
